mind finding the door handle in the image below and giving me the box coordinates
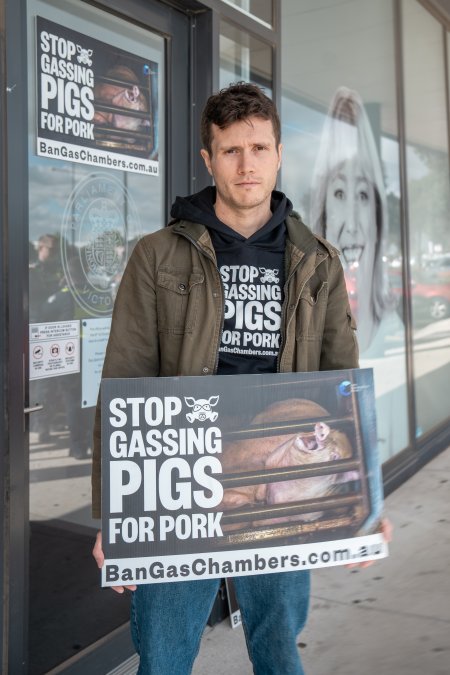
[24,404,44,414]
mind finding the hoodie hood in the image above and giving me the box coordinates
[170,186,292,247]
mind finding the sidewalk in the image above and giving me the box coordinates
[191,446,450,675]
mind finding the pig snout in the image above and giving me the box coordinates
[111,86,142,110]
[291,424,331,455]
[314,422,330,447]
[293,434,315,453]
[126,85,140,104]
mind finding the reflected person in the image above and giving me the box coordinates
[29,233,63,443]
[41,256,94,459]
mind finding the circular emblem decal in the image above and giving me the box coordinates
[338,380,352,397]
[61,173,141,317]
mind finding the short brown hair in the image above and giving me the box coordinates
[200,82,281,155]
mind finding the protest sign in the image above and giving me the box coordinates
[101,369,387,586]
[36,16,159,175]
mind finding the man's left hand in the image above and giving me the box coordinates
[346,516,393,570]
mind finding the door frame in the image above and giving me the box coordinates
[3,0,30,671]
[2,0,213,672]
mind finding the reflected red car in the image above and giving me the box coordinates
[345,268,450,323]
[410,280,450,320]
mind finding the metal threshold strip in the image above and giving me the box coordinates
[107,654,139,675]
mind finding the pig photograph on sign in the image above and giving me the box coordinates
[36,16,159,175]
[101,369,387,587]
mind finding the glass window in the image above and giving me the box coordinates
[403,0,450,437]
[221,0,273,27]
[220,20,272,94]
[281,0,409,463]
[27,0,165,668]
[28,0,164,521]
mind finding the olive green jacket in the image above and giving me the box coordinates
[91,213,358,517]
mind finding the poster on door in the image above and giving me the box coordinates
[81,317,111,408]
[35,16,159,175]
[100,369,388,586]
[30,320,80,380]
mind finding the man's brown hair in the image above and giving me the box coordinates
[200,82,281,155]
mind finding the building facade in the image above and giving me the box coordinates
[1,0,450,672]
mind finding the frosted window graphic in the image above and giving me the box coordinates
[281,0,408,462]
[310,87,398,355]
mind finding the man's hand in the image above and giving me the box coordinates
[92,531,137,594]
[346,516,393,570]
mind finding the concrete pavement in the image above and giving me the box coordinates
[190,446,450,675]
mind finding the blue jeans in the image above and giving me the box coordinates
[130,570,310,675]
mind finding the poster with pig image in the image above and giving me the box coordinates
[36,16,159,175]
[101,369,388,587]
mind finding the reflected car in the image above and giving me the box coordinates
[346,267,450,324]
[423,254,450,281]
[410,280,450,321]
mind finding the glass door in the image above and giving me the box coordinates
[25,0,189,672]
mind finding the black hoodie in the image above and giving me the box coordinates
[171,186,293,375]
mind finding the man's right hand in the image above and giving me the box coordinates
[92,531,137,594]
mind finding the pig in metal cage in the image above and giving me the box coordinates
[214,373,375,548]
[93,58,155,156]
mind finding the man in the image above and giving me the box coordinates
[92,82,390,674]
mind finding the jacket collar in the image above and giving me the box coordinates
[172,220,217,262]
[285,212,338,258]
[172,211,338,261]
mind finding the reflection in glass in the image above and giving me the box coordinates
[220,21,272,95]
[28,162,155,465]
[403,0,450,437]
[280,0,408,462]
[27,0,166,668]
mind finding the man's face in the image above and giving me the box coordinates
[200,116,282,215]
[325,157,377,318]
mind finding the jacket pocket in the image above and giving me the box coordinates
[300,280,328,306]
[156,267,204,334]
[347,308,357,331]
[295,281,328,340]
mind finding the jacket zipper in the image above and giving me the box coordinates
[277,250,328,372]
[176,228,328,375]
[175,229,225,374]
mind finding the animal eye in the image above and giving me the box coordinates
[334,189,345,200]
[359,190,369,201]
